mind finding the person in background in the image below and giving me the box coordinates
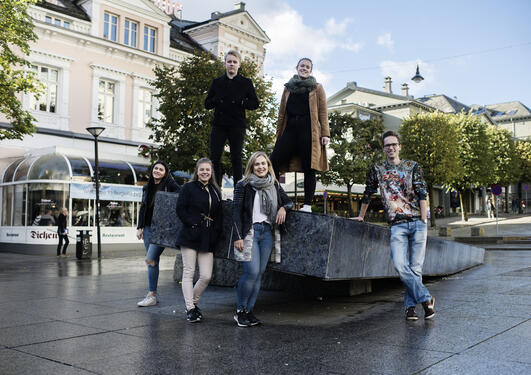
[56,208,69,258]
[137,160,180,307]
[176,158,223,323]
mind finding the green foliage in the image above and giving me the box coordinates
[486,126,521,186]
[148,51,277,175]
[399,112,462,187]
[0,0,43,140]
[320,112,384,214]
[516,139,531,183]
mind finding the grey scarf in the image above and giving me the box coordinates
[285,75,317,94]
[247,174,278,225]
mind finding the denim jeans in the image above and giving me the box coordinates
[390,220,432,309]
[237,222,273,312]
[142,226,166,293]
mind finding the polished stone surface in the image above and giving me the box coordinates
[151,192,484,280]
[0,249,529,374]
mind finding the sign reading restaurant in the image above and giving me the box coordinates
[153,0,182,17]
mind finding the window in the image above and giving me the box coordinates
[100,201,134,227]
[45,16,52,23]
[104,13,118,41]
[63,21,70,29]
[124,20,138,47]
[30,65,58,113]
[54,18,61,27]
[143,26,156,53]
[138,88,153,127]
[28,183,67,227]
[97,80,115,123]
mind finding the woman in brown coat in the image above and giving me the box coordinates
[270,58,330,212]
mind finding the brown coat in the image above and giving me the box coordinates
[276,83,330,172]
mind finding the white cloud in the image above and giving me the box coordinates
[379,59,436,96]
[325,17,352,36]
[377,33,394,50]
[343,40,364,53]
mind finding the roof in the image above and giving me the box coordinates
[169,20,207,53]
[417,94,470,114]
[484,101,531,121]
[36,0,90,21]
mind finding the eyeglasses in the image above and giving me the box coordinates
[383,143,400,149]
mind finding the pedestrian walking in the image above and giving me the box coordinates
[487,197,494,219]
[232,152,293,327]
[137,160,180,307]
[176,158,223,323]
[352,130,435,321]
[56,208,69,257]
[205,49,259,186]
[270,57,330,212]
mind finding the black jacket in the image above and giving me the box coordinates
[204,73,259,128]
[137,178,180,229]
[57,213,67,234]
[176,181,223,252]
[232,180,293,241]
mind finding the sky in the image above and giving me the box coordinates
[176,0,531,107]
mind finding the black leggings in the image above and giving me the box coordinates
[57,234,69,256]
[270,117,316,205]
[210,126,246,186]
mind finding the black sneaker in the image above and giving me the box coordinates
[422,297,435,320]
[405,306,419,321]
[194,304,203,320]
[186,307,201,323]
[246,310,261,326]
[233,310,250,327]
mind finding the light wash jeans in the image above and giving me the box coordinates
[142,226,166,293]
[237,222,273,312]
[390,220,432,310]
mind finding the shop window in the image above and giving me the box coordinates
[14,157,37,181]
[72,198,91,226]
[124,20,138,47]
[97,79,115,123]
[89,160,134,185]
[104,12,118,41]
[2,186,13,226]
[100,200,134,227]
[13,184,27,226]
[28,154,70,181]
[68,156,92,182]
[137,88,153,128]
[29,65,58,113]
[28,183,67,226]
[2,158,24,183]
[132,164,149,185]
[143,25,156,53]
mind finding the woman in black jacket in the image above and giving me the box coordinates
[176,158,223,322]
[137,160,180,307]
[232,151,293,327]
[56,208,69,257]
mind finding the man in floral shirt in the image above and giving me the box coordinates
[353,130,435,321]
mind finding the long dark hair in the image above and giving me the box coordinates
[147,160,171,190]
[190,158,220,191]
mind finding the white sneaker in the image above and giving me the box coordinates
[137,293,157,307]
[299,205,312,213]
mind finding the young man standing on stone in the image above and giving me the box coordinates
[205,50,259,187]
[352,130,435,320]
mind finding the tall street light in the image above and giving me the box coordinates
[86,126,105,259]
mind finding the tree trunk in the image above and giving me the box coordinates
[459,189,468,221]
[347,183,353,217]
[504,186,509,213]
[428,183,436,228]
[518,182,523,214]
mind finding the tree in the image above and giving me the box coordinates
[399,112,462,227]
[446,113,495,221]
[319,112,384,216]
[516,139,531,213]
[486,126,521,212]
[148,51,277,176]
[0,0,43,140]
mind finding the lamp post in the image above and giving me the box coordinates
[86,126,105,259]
[411,64,424,83]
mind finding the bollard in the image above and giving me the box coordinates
[439,227,451,237]
[471,227,485,237]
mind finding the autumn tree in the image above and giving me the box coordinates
[399,112,462,227]
[0,0,43,140]
[148,51,277,177]
[319,112,384,216]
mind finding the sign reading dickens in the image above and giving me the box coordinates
[153,0,182,17]
[70,183,143,202]
[30,231,58,240]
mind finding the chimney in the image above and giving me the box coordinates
[401,83,409,97]
[234,2,246,10]
[384,76,392,94]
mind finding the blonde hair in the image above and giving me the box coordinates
[190,158,220,191]
[243,151,277,183]
[225,49,241,62]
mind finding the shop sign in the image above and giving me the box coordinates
[0,227,26,243]
[71,183,142,202]
[26,228,59,244]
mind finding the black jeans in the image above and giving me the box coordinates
[270,116,316,205]
[210,126,246,186]
[57,233,69,256]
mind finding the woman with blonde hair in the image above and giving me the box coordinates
[232,151,293,327]
[176,158,223,322]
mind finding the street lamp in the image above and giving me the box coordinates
[411,64,424,83]
[86,126,105,259]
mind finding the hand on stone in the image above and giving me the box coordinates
[235,239,244,252]
[276,207,286,224]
